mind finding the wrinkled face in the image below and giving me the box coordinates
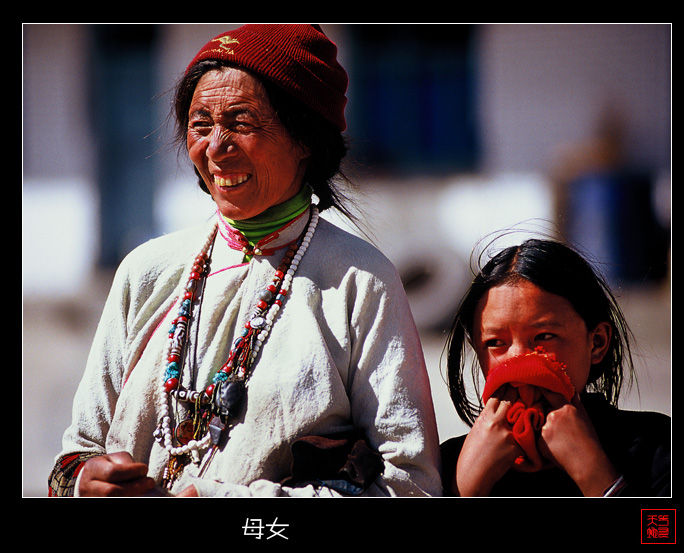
[187,67,310,220]
[471,280,611,392]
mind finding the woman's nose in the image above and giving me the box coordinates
[207,126,237,160]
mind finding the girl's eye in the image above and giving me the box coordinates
[484,339,505,349]
[535,333,555,341]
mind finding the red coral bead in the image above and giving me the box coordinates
[164,378,179,392]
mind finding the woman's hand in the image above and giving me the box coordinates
[454,385,523,496]
[77,451,156,497]
[538,391,619,496]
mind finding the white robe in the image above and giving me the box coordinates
[58,209,442,496]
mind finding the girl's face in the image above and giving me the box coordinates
[471,280,611,392]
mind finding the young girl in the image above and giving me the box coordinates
[441,239,670,497]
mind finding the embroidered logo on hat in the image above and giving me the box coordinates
[212,35,240,54]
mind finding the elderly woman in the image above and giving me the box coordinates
[49,24,441,497]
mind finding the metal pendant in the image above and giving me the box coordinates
[175,419,195,445]
[208,415,226,445]
[217,379,245,419]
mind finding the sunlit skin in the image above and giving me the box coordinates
[77,452,155,497]
[453,280,620,497]
[186,67,310,221]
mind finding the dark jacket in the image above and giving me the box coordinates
[440,393,671,497]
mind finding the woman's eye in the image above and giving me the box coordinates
[230,122,254,133]
[189,120,212,133]
[535,333,555,341]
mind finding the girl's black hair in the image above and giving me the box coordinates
[446,238,635,426]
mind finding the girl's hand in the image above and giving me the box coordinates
[453,385,524,496]
[537,391,619,496]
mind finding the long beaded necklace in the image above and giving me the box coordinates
[154,206,320,489]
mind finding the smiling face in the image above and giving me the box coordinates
[186,67,310,220]
[471,280,611,392]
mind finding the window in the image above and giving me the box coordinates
[346,24,479,174]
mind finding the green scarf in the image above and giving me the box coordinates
[223,186,313,261]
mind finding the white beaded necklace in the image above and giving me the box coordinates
[154,206,320,478]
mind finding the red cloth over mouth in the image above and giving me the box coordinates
[482,347,575,472]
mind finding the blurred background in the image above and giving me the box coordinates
[23,24,671,497]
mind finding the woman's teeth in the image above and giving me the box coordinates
[215,175,249,188]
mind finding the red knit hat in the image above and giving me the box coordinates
[187,24,348,131]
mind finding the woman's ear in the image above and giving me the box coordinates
[590,321,612,365]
